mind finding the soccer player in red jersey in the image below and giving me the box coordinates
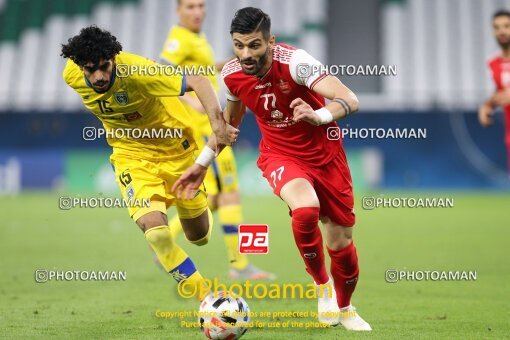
[173,7,371,331]
[479,10,510,171]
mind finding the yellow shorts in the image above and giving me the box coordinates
[110,153,208,222]
[195,133,240,196]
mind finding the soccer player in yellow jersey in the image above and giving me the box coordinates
[61,26,238,298]
[159,0,274,280]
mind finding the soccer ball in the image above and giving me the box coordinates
[199,291,250,339]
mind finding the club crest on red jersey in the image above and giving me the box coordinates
[278,79,291,94]
[271,110,283,120]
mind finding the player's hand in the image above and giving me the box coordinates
[214,123,240,146]
[478,104,494,127]
[172,164,208,200]
[290,98,321,126]
[492,89,510,106]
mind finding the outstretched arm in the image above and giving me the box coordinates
[186,75,236,146]
[172,99,246,199]
[179,93,206,113]
[205,99,247,154]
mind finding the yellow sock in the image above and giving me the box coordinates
[218,204,249,271]
[168,214,183,240]
[145,225,205,299]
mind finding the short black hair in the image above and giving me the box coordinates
[61,25,122,66]
[493,9,510,20]
[230,7,271,40]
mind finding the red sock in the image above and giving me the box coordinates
[327,241,359,308]
[291,207,329,284]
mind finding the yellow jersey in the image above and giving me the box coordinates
[63,51,196,161]
[159,25,217,131]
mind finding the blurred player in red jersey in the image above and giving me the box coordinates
[479,10,510,171]
[173,7,371,331]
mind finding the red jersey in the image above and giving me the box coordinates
[488,53,510,146]
[221,44,342,167]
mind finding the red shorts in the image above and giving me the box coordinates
[257,150,355,227]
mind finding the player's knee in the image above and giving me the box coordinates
[183,209,213,246]
[195,208,213,246]
[295,198,320,210]
[187,228,210,246]
[144,226,172,247]
[136,211,167,232]
[190,233,210,246]
[328,236,352,251]
[292,206,320,224]
[324,223,353,251]
[208,195,219,211]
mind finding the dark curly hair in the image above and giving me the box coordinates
[61,25,122,66]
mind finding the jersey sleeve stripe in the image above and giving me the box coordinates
[221,59,242,78]
[309,73,328,89]
[273,44,295,64]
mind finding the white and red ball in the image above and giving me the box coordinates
[199,291,250,339]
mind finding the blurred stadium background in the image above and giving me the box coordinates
[0,0,509,194]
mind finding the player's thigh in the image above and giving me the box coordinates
[207,194,219,212]
[179,207,210,241]
[174,187,208,221]
[280,178,320,210]
[159,153,210,239]
[258,156,318,209]
[136,211,168,233]
[313,153,355,228]
[317,154,355,250]
[110,155,169,231]
[159,153,208,210]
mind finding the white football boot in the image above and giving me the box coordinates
[316,278,340,326]
[338,304,372,331]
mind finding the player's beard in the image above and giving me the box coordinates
[93,81,110,93]
[497,35,510,49]
[89,75,111,93]
[240,47,271,77]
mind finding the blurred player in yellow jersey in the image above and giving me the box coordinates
[159,0,274,280]
[61,26,238,299]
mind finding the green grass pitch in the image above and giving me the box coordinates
[0,192,509,339]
